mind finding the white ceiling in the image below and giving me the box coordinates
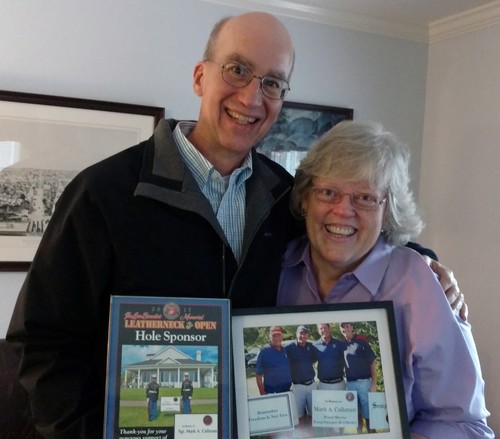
[270,0,496,26]
[203,0,500,42]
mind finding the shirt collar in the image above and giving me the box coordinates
[285,235,393,297]
[173,121,253,186]
[354,236,393,296]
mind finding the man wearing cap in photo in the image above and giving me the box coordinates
[255,326,292,395]
[285,325,317,431]
[146,374,160,421]
[181,372,193,414]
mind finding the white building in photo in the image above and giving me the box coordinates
[124,346,217,389]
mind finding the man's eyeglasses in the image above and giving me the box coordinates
[311,186,386,211]
[206,60,290,100]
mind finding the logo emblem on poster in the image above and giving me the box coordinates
[164,302,180,320]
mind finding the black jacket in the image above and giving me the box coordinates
[7,119,301,438]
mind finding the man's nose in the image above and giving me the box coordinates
[237,76,264,105]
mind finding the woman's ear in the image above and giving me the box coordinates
[300,200,308,219]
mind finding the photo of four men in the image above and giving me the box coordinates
[249,322,381,437]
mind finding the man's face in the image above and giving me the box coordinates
[317,323,331,342]
[270,331,284,349]
[340,323,355,341]
[297,330,309,346]
[191,13,294,171]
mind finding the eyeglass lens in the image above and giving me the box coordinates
[221,62,289,99]
[312,187,384,210]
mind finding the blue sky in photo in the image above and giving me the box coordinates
[121,345,218,369]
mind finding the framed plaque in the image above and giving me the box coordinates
[0,90,164,270]
[104,296,231,439]
[232,301,409,438]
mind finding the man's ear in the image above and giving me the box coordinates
[193,62,205,97]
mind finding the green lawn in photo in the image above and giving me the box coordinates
[118,387,218,427]
[120,387,217,400]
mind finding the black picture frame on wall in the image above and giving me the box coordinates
[0,90,164,271]
[257,101,353,175]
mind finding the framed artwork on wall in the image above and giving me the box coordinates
[257,101,353,175]
[0,90,164,271]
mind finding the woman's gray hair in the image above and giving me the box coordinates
[292,120,424,245]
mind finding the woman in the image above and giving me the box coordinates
[277,120,493,438]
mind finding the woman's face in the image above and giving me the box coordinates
[302,176,386,278]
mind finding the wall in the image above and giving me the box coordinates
[420,24,500,433]
[1,0,427,332]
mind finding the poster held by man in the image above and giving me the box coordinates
[104,296,230,439]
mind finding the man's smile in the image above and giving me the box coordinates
[226,108,258,125]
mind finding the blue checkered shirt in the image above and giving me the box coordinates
[174,122,252,262]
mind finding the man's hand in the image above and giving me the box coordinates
[423,256,468,321]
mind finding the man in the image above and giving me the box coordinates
[284,325,316,428]
[180,373,193,414]
[313,323,347,436]
[7,13,297,438]
[255,326,292,395]
[339,322,376,433]
[313,324,346,391]
[146,374,160,421]
[6,11,464,439]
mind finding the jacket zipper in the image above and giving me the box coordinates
[225,184,291,300]
[222,242,227,297]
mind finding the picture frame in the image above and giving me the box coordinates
[104,296,231,439]
[257,101,353,175]
[0,90,165,271]
[232,301,410,439]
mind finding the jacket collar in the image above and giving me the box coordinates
[135,118,292,260]
[139,118,291,201]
